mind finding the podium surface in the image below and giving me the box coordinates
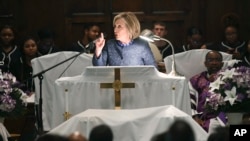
[50,66,192,130]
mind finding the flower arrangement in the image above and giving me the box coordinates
[0,70,28,118]
[205,63,250,114]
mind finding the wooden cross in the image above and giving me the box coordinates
[100,68,135,109]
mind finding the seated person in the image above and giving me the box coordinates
[181,26,205,52]
[35,134,69,141]
[37,28,60,56]
[150,119,195,141]
[202,13,246,59]
[19,36,40,93]
[167,119,195,141]
[207,126,229,141]
[68,131,87,141]
[67,22,101,53]
[0,25,22,81]
[89,124,113,141]
[151,21,180,59]
[189,50,225,132]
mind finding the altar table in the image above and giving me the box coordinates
[49,105,208,141]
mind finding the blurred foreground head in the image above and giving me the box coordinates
[69,131,88,141]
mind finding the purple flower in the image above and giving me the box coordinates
[206,64,250,113]
[0,71,27,117]
[236,93,245,102]
[0,93,16,112]
[223,82,232,90]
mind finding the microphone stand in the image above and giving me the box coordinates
[159,38,180,76]
[139,29,180,76]
[32,50,86,134]
[32,34,105,134]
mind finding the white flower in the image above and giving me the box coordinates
[19,89,28,106]
[247,90,250,98]
[209,77,224,92]
[220,68,238,80]
[12,76,16,83]
[224,86,237,105]
[224,59,242,67]
[206,93,224,110]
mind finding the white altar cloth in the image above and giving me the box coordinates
[51,66,192,130]
[31,51,92,130]
[49,105,208,141]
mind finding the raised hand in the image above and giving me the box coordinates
[95,33,105,58]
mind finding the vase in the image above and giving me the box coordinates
[0,117,10,141]
[226,113,244,125]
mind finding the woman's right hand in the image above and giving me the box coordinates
[95,33,105,58]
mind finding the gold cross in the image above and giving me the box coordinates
[63,112,71,120]
[100,68,135,109]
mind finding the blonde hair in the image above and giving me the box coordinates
[113,12,141,39]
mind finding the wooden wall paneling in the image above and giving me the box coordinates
[64,18,73,45]
[0,0,11,15]
[0,15,14,26]
[65,0,112,44]
[204,0,239,43]
[111,0,145,13]
[181,0,206,43]
[66,0,106,14]
[0,0,14,27]
[66,13,108,44]
[151,0,190,12]
[15,0,66,48]
[235,1,250,40]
